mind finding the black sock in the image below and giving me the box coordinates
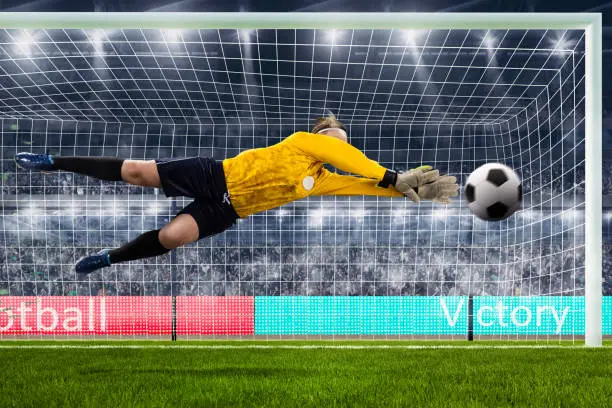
[52,156,124,181]
[108,230,171,264]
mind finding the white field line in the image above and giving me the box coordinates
[0,345,608,350]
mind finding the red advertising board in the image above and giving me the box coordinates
[176,296,254,335]
[0,296,255,336]
[0,297,172,336]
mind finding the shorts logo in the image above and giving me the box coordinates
[222,192,231,205]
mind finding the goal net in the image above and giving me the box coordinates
[0,14,603,344]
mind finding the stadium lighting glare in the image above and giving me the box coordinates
[551,35,574,56]
[239,29,253,44]
[162,29,182,42]
[87,29,106,56]
[14,30,35,56]
[146,201,164,215]
[562,209,582,222]
[21,202,41,217]
[392,209,410,225]
[276,208,291,223]
[401,29,424,45]
[309,208,331,227]
[519,209,536,220]
[276,208,291,218]
[433,208,452,219]
[483,32,497,50]
[63,201,81,217]
[326,29,341,44]
[104,200,124,217]
[350,208,367,222]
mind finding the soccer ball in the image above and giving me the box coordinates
[464,163,522,221]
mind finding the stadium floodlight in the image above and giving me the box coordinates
[0,12,602,346]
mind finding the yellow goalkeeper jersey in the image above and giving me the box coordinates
[222,131,404,218]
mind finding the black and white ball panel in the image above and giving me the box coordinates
[465,163,522,221]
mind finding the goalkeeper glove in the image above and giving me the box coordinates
[394,165,439,191]
[392,166,459,204]
[391,165,438,202]
[411,175,459,204]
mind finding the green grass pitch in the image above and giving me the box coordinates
[1,341,610,407]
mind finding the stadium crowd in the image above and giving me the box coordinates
[0,240,597,296]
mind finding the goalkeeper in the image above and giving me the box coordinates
[15,114,458,274]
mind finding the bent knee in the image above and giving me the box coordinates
[122,160,141,181]
[158,228,185,249]
[122,160,159,186]
[159,226,197,249]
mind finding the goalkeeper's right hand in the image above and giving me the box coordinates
[394,167,458,204]
[411,175,459,204]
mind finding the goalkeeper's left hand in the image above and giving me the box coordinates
[394,165,459,204]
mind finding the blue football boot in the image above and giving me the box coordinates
[76,249,112,275]
[14,152,55,172]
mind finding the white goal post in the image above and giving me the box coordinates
[0,12,602,346]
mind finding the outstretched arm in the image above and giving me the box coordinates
[286,132,387,180]
[310,170,404,198]
[287,132,458,203]
[311,170,459,203]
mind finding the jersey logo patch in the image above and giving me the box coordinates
[302,176,315,191]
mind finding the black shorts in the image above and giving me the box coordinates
[155,157,239,240]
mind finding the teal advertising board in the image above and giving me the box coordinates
[255,296,612,336]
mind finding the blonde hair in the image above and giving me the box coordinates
[311,113,347,134]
